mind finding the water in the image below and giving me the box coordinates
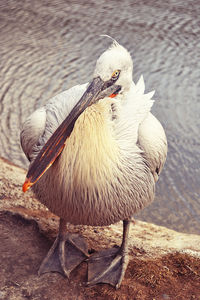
[0,0,199,234]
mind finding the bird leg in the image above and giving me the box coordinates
[38,218,89,278]
[87,219,131,289]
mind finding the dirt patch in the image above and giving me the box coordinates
[0,211,199,300]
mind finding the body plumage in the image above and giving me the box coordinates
[20,41,167,288]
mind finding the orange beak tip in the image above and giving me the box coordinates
[22,178,32,193]
[109,93,117,98]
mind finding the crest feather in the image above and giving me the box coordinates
[100,34,120,48]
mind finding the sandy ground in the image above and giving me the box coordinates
[0,157,200,300]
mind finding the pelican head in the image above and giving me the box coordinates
[94,42,133,93]
[23,41,133,192]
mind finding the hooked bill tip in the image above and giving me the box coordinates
[22,178,32,193]
[109,93,117,98]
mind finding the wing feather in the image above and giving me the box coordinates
[20,108,46,161]
[20,83,88,162]
[138,112,167,181]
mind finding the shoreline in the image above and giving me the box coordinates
[0,156,200,299]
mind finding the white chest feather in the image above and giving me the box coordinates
[33,99,155,226]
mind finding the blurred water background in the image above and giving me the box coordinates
[0,0,199,234]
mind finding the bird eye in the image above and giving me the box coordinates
[111,70,120,80]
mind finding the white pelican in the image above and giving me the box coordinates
[20,40,167,288]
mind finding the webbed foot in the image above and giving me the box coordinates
[87,219,131,288]
[87,246,129,288]
[39,221,88,278]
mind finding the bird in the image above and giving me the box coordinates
[20,39,167,289]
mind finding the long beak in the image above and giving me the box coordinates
[23,77,121,192]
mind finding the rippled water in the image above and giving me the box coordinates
[0,0,199,234]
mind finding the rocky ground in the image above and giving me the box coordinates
[0,157,200,300]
